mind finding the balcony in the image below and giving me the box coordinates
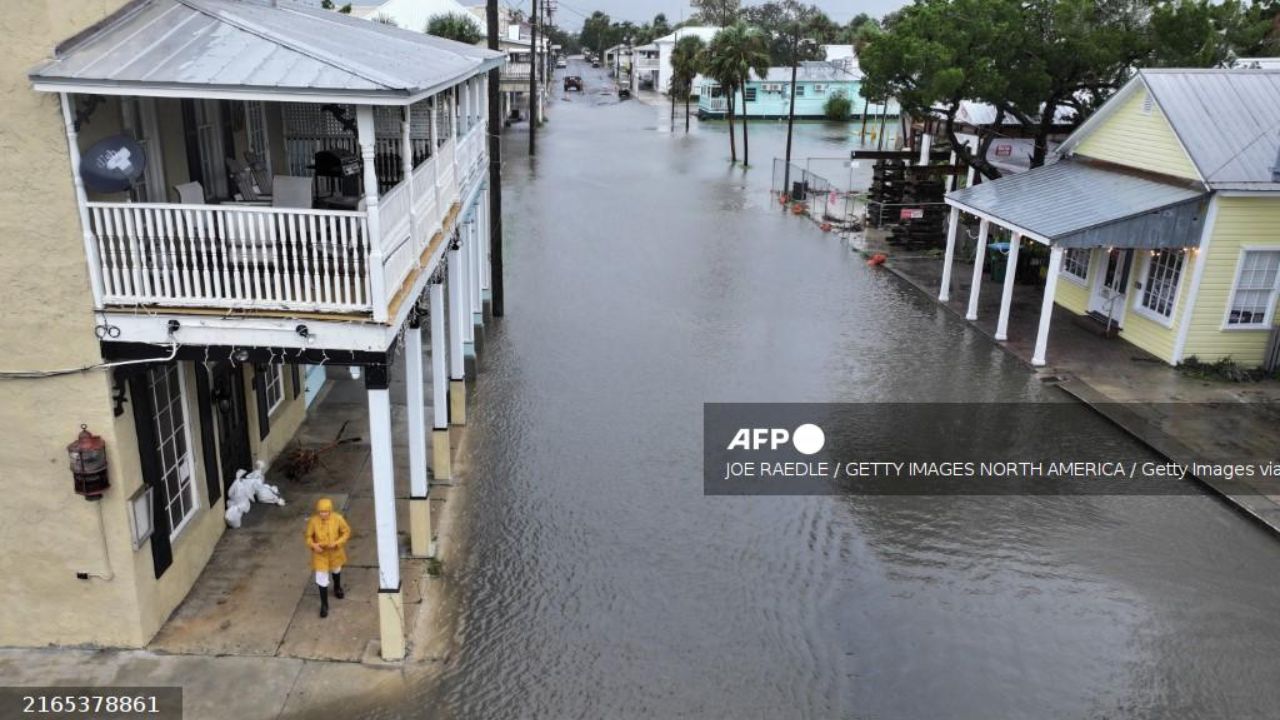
[81,120,486,322]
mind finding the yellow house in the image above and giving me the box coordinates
[940,69,1280,368]
[1,0,501,660]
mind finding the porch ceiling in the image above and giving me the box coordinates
[28,0,504,104]
[946,160,1210,249]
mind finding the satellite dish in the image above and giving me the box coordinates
[80,135,147,194]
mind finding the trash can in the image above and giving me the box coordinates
[988,242,1009,283]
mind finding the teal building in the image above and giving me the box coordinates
[697,61,899,120]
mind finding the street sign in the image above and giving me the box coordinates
[900,208,924,220]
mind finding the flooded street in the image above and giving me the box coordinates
[409,62,1280,719]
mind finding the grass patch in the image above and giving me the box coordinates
[1178,355,1274,383]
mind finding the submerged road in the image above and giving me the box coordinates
[403,61,1280,718]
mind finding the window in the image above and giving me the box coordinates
[149,364,197,538]
[743,87,758,102]
[1227,250,1280,327]
[1137,250,1185,320]
[264,364,285,415]
[794,85,805,97]
[1062,248,1091,282]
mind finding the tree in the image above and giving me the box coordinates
[582,11,613,58]
[426,12,483,44]
[653,13,672,38]
[692,0,741,27]
[671,35,707,132]
[743,1,827,65]
[703,22,770,165]
[824,90,852,120]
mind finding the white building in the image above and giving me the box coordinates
[349,0,477,31]
[654,26,720,95]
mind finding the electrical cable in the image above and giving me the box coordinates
[0,341,180,380]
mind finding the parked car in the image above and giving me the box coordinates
[564,76,583,92]
[556,58,567,68]
[591,59,601,68]
[617,84,631,99]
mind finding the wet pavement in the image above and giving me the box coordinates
[393,61,1280,718]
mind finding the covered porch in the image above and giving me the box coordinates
[937,159,1210,366]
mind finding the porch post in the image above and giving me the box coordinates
[918,132,932,166]
[965,219,990,321]
[480,187,492,298]
[460,223,475,349]
[402,106,420,254]
[939,206,960,302]
[447,237,467,425]
[405,312,432,558]
[995,232,1022,341]
[357,106,388,322]
[470,214,483,326]
[430,276,451,480]
[59,93,105,309]
[365,366,404,660]
[462,78,472,132]
[1032,246,1064,367]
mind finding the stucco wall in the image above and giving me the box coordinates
[0,0,143,647]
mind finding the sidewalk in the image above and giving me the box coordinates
[852,228,1280,530]
[0,339,481,718]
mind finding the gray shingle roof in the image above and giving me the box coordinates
[28,0,503,103]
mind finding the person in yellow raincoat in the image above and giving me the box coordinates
[305,497,351,618]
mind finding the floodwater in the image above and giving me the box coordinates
[405,62,1280,718]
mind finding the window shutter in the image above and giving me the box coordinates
[290,363,301,399]
[193,364,222,506]
[128,369,172,579]
[253,363,270,440]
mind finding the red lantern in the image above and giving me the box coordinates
[68,425,109,500]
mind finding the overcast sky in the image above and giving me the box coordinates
[501,1,910,31]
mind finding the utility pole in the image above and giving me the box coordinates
[487,0,504,315]
[529,0,538,155]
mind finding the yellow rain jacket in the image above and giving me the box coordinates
[305,499,351,573]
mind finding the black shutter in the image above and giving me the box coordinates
[180,99,203,189]
[128,369,172,579]
[193,364,222,505]
[290,363,301,399]
[253,363,270,440]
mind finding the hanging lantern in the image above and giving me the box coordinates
[67,424,109,500]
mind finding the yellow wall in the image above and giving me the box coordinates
[1182,197,1280,365]
[1074,85,1200,181]
[1055,252,1093,315]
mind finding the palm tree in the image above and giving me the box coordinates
[703,23,770,165]
[670,35,706,132]
[700,40,739,161]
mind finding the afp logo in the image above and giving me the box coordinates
[726,423,825,455]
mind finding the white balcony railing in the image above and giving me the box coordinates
[86,124,489,320]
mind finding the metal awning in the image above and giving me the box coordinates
[946,160,1210,249]
[28,0,504,105]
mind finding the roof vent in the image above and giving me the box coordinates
[1141,92,1154,115]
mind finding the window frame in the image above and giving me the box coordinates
[743,87,758,102]
[1131,249,1186,327]
[1222,247,1280,330]
[1060,248,1091,285]
[264,364,285,416]
[148,363,199,541]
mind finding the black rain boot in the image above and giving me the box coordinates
[333,572,344,599]
[319,585,329,618]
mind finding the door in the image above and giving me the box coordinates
[1089,249,1133,327]
[209,361,252,490]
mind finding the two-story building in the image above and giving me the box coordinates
[939,69,1280,369]
[2,0,502,661]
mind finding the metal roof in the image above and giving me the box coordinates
[947,160,1209,248]
[1142,69,1280,190]
[1060,69,1280,191]
[755,62,859,83]
[28,0,504,104]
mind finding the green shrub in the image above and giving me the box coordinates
[1178,355,1272,382]
[824,90,852,120]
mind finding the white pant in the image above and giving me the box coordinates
[315,568,342,587]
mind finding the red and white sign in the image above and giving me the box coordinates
[900,208,924,220]
[994,144,1013,157]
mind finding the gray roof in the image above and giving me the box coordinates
[755,62,858,83]
[947,160,1209,248]
[1142,69,1280,190]
[1061,69,1280,190]
[28,0,503,104]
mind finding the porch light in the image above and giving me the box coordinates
[67,425,109,500]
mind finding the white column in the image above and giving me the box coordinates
[460,227,475,346]
[995,232,1022,341]
[965,219,990,321]
[402,106,419,253]
[1032,246,1064,366]
[366,373,405,660]
[965,165,976,189]
[405,317,431,558]
[453,86,462,139]
[60,94,105,309]
[469,216,482,323]
[357,106,387,322]
[938,207,960,302]
[918,132,932,166]
[430,278,451,479]
[480,187,492,294]
[447,239,467,425]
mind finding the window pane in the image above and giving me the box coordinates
[1140,251,1183,319]
[1228,251,1280,326]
